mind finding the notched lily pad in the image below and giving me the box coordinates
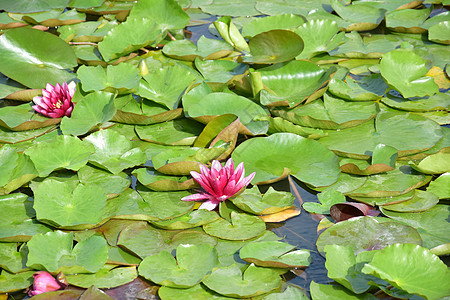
[231,186,295,215]
[133,168,196,191]
[152,209,220,230]
[162,36,234,61]
[239,241,311,268]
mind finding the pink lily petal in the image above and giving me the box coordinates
[181,193,209,201]
[32,81,76,119]
[199,200,219,211]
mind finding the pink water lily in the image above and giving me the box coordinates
[32,81,76,118]
[182,158,255,210]
[28,271,63,296]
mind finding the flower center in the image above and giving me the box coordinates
[54,100,62,109]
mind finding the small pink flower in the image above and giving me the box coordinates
[28,271,62,296]
[32,82,76,118]
[182,158,255,210]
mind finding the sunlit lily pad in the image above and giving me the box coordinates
[239,241,311,268]
[426,172,450,199]
[24,135,94,177]
[381,92,450,112]
[428,21,450,44]
[382,190,439,213]
[316,216,422,255]
[158,283,230,300]
[385,7,431,33]
[60,91,116,136]
[232,133,340,187]
[254,60,333,106]
[0,146,37,195]
[0,103,61,131]
[0,27,77,88]
[379,48,439,98]
[26,231,107,273]
[152,209,220,230]
[84,129,147,174]
[203,264,282,298]
[0,270,34,293]
[303,189,346,215]
[138,244,218,288]
[77,165,130,199]
[195,58,248,83]
[203,211,266,240]
[33,179,106,228]
[231,186,294,215]
[77,64,140,92]
[328,73,388,101]
[137,188,194,220]
[0,242,28,273]
[410,148,450,174]
[241,14,304,38]
[162,36,234,61]
[362,244,450,300]
[133,168,195,191]
[381,205,450,249]
[135,119,203,145]
[331,0,385,31]
[66,264,137,288]
[310,280,378,299]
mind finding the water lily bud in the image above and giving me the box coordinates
[28,271,63,296]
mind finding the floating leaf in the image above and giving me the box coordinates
[0,27,77,88]
[135,119,203,146]
[428,21,450,44]
[152,209,220,230]
[328,73,388,101]
[362,244,450,300]
[158,283,230,299]
[241,14,305,38]
[231,186,294,215]
[203,264,282,298]
[203,211,266,240]
[303,190,346,215]
[331,0,385,31]
[0,242,27,273]
[232,133,340,187]
[84,129,147,174]
[239,241,311,268]
[77,164,130,198]
[385,7,431,33]
[162,36,233,61]
[26,231,107,273]
[77,64,140,92]
[33,179,106,228]
[426,172,450,199]
[316,216,422,255]
[133,168,195,191]
[330,202,379,222]
[24,135,94,177]
[0,270,34,293]
[138,244,218,288]
[410,149,450,174]
[66,265,137,288]
[382,190,439,213]
[0,103,60,131]
[310,280,377,299]
[379,49,439,98]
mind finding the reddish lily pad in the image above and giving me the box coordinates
[330,202,379,222]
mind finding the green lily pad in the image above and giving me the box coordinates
[429,21,450,44]
[231,186,295,215]
[98,17,162,61]
[102,189,158,221]
[254,60,333,106]
[137,63,197,110]
[331,0,385,31]
[77,64,140,92]
[381,92,450,112]
[242,30,304,64]
[379,48,439,98]
[239,241,311,268]
[0,27,77,88]
[303,189,346,215]
[135,119,203,146]
[127,0,190,32]
[203,264,282,298]
[18,8,86,27]
[77,164,130,198]
[232,133,340,187]
[0,270,34,293]
[319,111,443,158]
[350,190,415,206]
[24,135,94,177]
[310,280,377,300]
[328,73,388,101]
[362,244,450,300]
[84,129,147,174]
[266,116,326,139]
[133,168,195,191]
[66,265,137,288]
[27,231,107,273]
[381,205,450,249]
[410,148,450,174]
[241,14,305,38]
[316,216,422,255]
[137,189,194,220]
[195,58,248,83]
[0,242,28,273]
[183,91,269,135]
[162,36,234,61]
[33,179,106,228]
[294,19,345,59]
[0,0,69,13]
[314,172,367,195]
[0,102,61,131]
[60,91,116,136]
[382,190,439,213]
[138,244,218,288]
[203,211,266,241]
[426,172,450,199]
[385,7,431,33]
[160,229,218,255]
[158,283,230,300]
[152,209,220,230]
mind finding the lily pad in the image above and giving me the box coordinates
[33,179,106,228]
[138,244,218,288]
[203,211,266,240]
[0,103,61,131]
[137,189,194,220]
[426,172,450,199]
[84,129,147,174]
[239,241,311,268]
[382,190,439,213]
[152,209,220,230]
[77,64,140,92]
[410,148,450,174]
[241,14,305,38]
[429,21,450,44]
[232,133,340,187]
[310,280,377,300]
[303,189,346,215]
[162,36,234,61]
[381,92,450,112]
[0,270,34,293]
[135,119,204,146]
[0,27,77,88]
[66,264,137,288]
[26,231,107,273]
[331,0,385,31]
[362,244,450,300]
[0,242,28,273]
[379,48,439,98]
[385,7,431,33]
[231,186,295,215]
[77,164,130,198]
[158,283,230,300]
[328,73,388,101]
[316,216,422,255]
[24,135,94,177]
[133,168,195,191]
[60,91,116,136]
